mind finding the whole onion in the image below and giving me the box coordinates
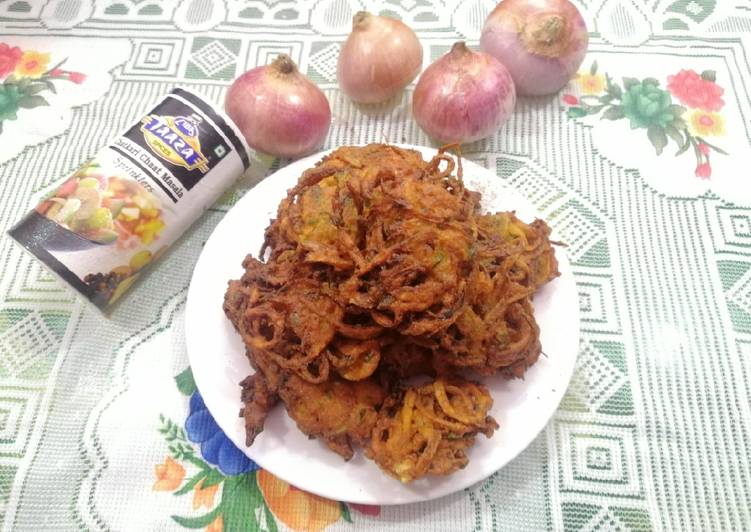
[225,55,331,159]
[412,42,516,144]
[480,0,588,96]
[337,11,423,104]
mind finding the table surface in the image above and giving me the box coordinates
[1,1,751,531]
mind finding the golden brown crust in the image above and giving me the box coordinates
[279,375,386,460]
[223,144,559,481]
[366,378,498,483]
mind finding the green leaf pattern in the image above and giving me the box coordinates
[154,396,377,531]
[0,47,82,134]
[563,62,728,177]
[647,125,668,156]
[157,414,278,531]
[175,367,197,396]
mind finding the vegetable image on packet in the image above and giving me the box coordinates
[9,88,250,311]
[35,164,165,247]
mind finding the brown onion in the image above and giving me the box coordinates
[480,0,588,96]
[337,11,423,104]
[225,55,331,159]
[412,42,516,144]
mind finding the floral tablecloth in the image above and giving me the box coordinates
[1,1,751,531]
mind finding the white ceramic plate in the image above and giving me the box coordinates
[185,145,580,505]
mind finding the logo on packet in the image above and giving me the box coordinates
[140,114,209,173]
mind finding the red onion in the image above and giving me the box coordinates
[480,0,588,96]
[412,42,516,144]
[337,11,423,104]
[225,55,331,159]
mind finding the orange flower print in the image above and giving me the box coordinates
[257,470,341,532]
[577,72,606,95]
[14,50,50,79]
[193,478,220,510]
[564,62,729,180]
[206,515,223,532]
[153,457,185,491]
[688,110,725,137]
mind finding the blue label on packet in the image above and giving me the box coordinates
[8,88,250,311]
[113,88,249,198]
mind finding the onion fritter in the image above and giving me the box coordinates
[366,378,497,483]
[280,375,386,460]
[224,144,559,482]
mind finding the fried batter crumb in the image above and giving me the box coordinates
[223,144,558,482]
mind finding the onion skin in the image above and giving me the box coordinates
[412,42,516,144]
[480,0,588,96]
[225,55,331,159]
[337,12,423,104]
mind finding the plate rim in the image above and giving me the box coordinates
[185,144,580,505]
